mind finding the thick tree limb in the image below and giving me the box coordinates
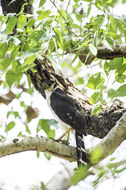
[67,44,126,64]
[1,0,126,139]
[88,111,126,164]
[0,136,77,161]
[0,112,126,163]
[27,58,126,138]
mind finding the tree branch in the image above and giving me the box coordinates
[67,44,126,64]
[27,58,126,138]
[0,112,126,164]
[0,136,77,161]
[88,111,126,164]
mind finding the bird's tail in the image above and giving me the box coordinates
[75,131,87,167]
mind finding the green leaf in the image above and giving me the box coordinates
[44,153,51,160]
[30,30,46,41]
[5,121,15,132]
[20,55,36,72]
[115,74,125,83]
[87,4,92,16]
[25,125,31,134]
[11,45,20,59]
[110,15,117,32]
[91,104,102,115]
[36,151,40,158]
[0,42,8,58]
[6,15,17,34]
[37,119,57,138]
[39,0,46,7]
[0,58,12,70]
[41,181,47,190]
[76,77,84,85]
[37,10,51,21]
[70,165,89,185]
[6,70,23,88]
[49,38,55,52]
[108,88,117,98]
[108,57,123,71]
[103,39,113,51]
[27,18,35,31]
[47,119,58,126]
[89,44,97,56]
[122,0,126,3]
[116,84,126,97]
[43,19,53,28]
[83,0,92,2]
[116,64,126,74]
[89,91,101,104]
[17,14,27,29]
[7,111,21,119]
[86,72,105,90]
[21,49,39,60]
[54,28,64,50]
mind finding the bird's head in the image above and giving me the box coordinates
[42,80,58,92]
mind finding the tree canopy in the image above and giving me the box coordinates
[0,0,126,189]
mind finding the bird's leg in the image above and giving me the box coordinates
[66,130,71,144]
[51,127,72,144]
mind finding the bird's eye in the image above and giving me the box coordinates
[48,82,51,87]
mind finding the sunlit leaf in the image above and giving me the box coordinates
[6,70,23,88]
[86,72,105,90]
[5,121,15,132]
[37,10,51,21]
[108,88,117,98]
[39,0,46,7]
[103,39,113,51]
[6,15,17,34]
[54,28,64,50]
[25,125,31,134]
[89,44,97,56]
[0,58,12,70]
[110,15,117,32]
[91,104,102,115]
[37,119,57,138]
[108,57,123,71]
[116,84,126,97]
[89,91,101,104]
[0,42,8,58]
[17,14,27,29]
[44,153,51,160]
[70,165,89,185]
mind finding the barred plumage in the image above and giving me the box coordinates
[43,80,88,166]
[75,132,87,166]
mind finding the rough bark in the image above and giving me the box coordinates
[1,0,33,15]
[1,0,126,139]
[27,58,126,138]
[0,136,77,161]
[67,44,126,64]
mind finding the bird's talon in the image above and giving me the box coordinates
[49,137,62,142]
[61,140,69,145]
[49,137,69,145]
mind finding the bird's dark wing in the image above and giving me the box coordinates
[50,88,87,135]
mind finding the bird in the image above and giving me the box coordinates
[42,80,88,166]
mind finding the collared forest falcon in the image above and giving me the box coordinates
[43,80,87,166]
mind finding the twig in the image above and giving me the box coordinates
[49,0,66,22]
[66,0,71,12]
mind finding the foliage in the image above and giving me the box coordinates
[0,0,126,189]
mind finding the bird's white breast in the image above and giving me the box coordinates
[45,90,70,129]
